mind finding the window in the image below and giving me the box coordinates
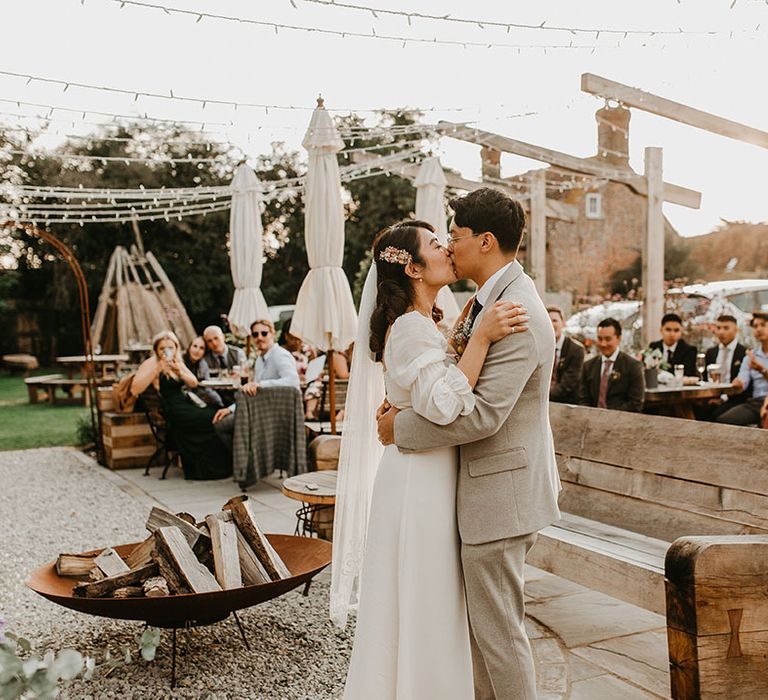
[585,192,603,220]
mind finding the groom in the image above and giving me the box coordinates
[377,187,561,699]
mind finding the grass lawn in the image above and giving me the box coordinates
[0,373,90,451]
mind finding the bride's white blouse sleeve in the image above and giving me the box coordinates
[387,313,475,425]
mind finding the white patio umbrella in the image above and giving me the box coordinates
[414,156,461,326]
[291,98,357,433]
[227,163,269,338]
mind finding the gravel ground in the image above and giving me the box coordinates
[0,448,352,699]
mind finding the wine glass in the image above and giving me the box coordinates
[696,352,706,382]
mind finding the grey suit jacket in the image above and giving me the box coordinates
[393,261,561,545]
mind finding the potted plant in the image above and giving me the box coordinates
[641,348,663,389]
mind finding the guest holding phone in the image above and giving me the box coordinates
[133,331,231,480]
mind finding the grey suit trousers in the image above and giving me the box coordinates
[462,532,538,700]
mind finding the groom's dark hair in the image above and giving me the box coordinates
[449,187,526,253]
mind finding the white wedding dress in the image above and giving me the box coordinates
[343,311,475,700]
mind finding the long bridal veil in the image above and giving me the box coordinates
[329,264,385,628]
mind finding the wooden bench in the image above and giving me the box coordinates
[528,403,768,698]
[24,375,94,406]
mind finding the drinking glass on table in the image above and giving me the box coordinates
[707,364,722,384]
[674,364,685,387]
[696,352,706,382]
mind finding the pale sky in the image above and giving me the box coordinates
[3,0,767,236]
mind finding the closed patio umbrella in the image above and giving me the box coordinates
[291,98,357,433]
[414,156,461,326]
[227,163,269,338]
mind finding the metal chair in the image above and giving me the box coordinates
[140,388,179,479]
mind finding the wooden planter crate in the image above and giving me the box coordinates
[101,411,156,470]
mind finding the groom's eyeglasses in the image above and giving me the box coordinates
[252,330,270,337]
[447,232,484,245]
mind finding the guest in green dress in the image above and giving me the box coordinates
[132,331,231,480]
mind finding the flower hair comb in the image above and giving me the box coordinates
[379,246,412,266]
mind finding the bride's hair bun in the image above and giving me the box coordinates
[369,220,443,362]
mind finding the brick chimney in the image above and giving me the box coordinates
[596,105,630,166]
[480,145,501,180]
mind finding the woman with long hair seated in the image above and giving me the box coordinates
[183,335,224,408]
[132,331,231,480]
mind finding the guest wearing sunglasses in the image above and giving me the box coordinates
[212,318,300,452]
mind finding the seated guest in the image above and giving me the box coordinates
[213,318,300,452]
[701,315,747,420]
[183,336,223,408]
[278,318,323,420]
[648,313,698,376]
[202,325,245,373]
[547,305,585,404]
[717,312,768,426]
[132,331,231,481]
[580,318,644,412]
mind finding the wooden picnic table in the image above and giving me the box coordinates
[56,354,129,380]
[643,381,740,420]
[199,378,245,392]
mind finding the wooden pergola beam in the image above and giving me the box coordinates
[350,152,578,222]
[582,73,768,149]
[437,122,702,210]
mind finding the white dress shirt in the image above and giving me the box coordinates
[716,338,739,383]
[601,347,620,372]
[475,261,515,307]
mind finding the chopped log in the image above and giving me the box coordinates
[94,547,131,578]
[112,586,143,599]
[222,495,248,511]
[145,507,209,549]
[175,512,196,525]
[205,514,242,589]
[73,562,158,598]
[153,527,221,594]
[142,576,169,598]
[211,510,269,585]
[152,549,189,595]
[125,536,155,569]
[56,552,100,577]
[89,567,106,582]
[227,500,291,580]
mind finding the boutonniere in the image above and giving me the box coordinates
[446,320,472,358]
[733,359,742,367]
[558,358,566,370]
[610,370,621,382]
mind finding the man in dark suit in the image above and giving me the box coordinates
[547,306,585,404]
[701,314,748,420]
[580,317,645,412]
[648,313,698,377]
[203,325,246,372]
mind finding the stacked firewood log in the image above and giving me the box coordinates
[56,496,291,598]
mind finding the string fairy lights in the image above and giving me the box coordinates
[94,0,626,52]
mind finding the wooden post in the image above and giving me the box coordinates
[328,349,337,435]
[529,170,547,298]
[665,535,768,699]
[643,147,664,347]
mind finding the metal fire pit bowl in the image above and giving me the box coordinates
[27,535,333,628]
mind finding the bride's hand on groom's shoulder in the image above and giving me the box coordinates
[477,301,529,343]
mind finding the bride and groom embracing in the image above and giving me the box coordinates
[332,187,562,699]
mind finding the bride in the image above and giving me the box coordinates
[338,220,528,699]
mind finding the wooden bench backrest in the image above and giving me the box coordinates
[550,403,768,541]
